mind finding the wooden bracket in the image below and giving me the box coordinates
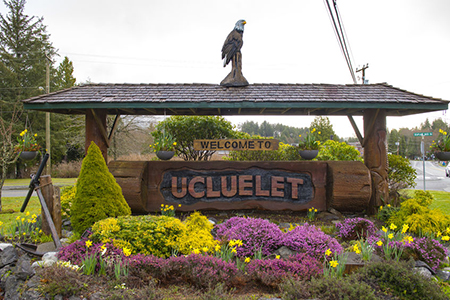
[347,115,364,145]
[108,115,121,143]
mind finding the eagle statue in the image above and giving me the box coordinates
[220,20,249,87]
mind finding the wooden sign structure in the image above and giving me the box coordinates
[194,139,279,151]
[109,160,371,214]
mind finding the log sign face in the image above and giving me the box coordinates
[160,168,313,205]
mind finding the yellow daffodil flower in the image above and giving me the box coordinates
[329,260,339,268]
[325,249,332,256]
[376,240,383,247]
[389,223,397,230]
[244,257,251,263]
[401,224,409,234]
[85,240,93,248]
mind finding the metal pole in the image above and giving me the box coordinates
[422,137,426,191]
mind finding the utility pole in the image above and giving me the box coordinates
[356,64,369,84]
[45,54,51,175]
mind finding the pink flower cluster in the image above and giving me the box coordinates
[215,216,283,257]
[216,217,342,260]
[335,217,378,241]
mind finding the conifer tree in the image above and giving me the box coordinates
[71,142,131,234]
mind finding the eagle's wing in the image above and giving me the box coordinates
[221,29,243,67]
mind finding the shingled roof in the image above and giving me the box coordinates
[22,83,448,116]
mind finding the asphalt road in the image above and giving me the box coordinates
[410,160,450,192]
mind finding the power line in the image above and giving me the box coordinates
[323,0,357,84]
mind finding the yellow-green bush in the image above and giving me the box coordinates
[60,185,76,219]
[91,215,185,258]
[71,142,131,234]
[388,190,450,235]
[176,211,219,254]
[91,212,218,257]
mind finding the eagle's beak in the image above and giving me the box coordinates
[243,21,247,25]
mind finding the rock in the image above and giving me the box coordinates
[415,260,436,275]
[328,208,344,219]
[37,242,58,253]
[0,243,13,251]
[31,261,45,268]
[436,269,450,281]
[317,212,340,222]
[273,246,296,259]
[42,251,58,263]
[415,267,433,279]
[4,274,20,299]
[15,255,35,280]
[0,246,18,268]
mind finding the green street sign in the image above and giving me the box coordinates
[413,132,433,137]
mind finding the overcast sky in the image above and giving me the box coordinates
[1,0,449,138]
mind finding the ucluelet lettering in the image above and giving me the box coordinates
[160,168,313,205]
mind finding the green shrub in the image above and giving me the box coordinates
[317,140,363,161]
[60,185,76,219]
[388,154,417,203]
[280,276,377,300]
[71,142,131,234]
[354,260,448,300]
[388,190,450,235]
[91,215,185,258]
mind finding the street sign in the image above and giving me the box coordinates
[414,132,433,137]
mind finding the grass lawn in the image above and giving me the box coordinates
[0,196,42,232]
[403,189,450,215]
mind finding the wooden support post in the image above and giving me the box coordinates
[39,175,62,248]
[363,109,389,214]
[40,176,62,236]
[85,109,108,161]
[40,176,53,236]
[53,186,62,236]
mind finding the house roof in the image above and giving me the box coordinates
[22,83,448,116]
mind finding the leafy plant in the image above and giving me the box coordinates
[298,128,321,150]
[149,131,177,152]
[153,116,240,161]
[317,140,363,161]
[14,129,40,153]
[431,129,450,152]
[388,154,417,200]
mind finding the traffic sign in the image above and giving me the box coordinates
[413,132,433,137]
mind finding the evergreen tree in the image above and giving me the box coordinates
[0,0,80,174]
[71,142,131,234]
[54,56,76,90]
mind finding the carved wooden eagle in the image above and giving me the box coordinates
[221,19,246,67]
